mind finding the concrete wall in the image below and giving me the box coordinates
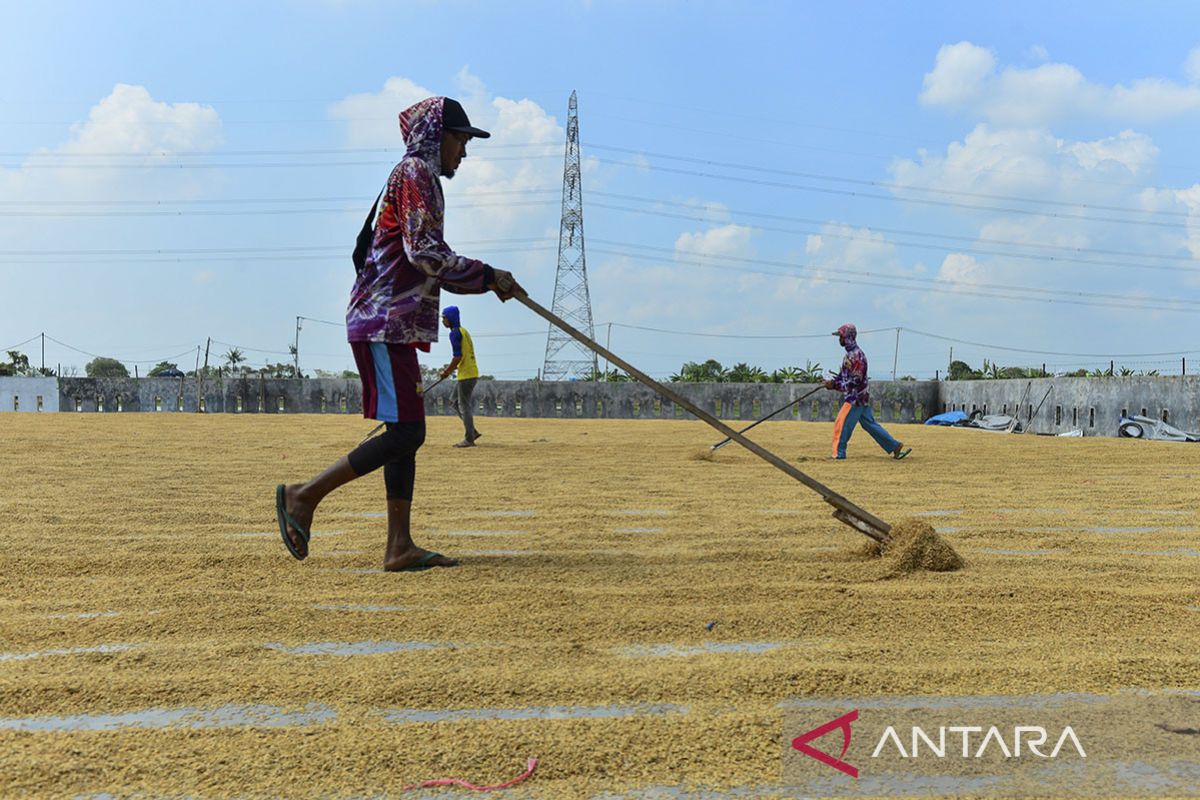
[0,377,59,412]
[9,375,1191,437]
[420,379,940,424]
[939,377,1200,436]
[40,377,938,424]
[55,377,363,415]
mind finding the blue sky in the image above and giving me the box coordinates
[3,0,1199,380]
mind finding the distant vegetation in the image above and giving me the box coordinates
[947,359,1160,380]
[0,350,54,377]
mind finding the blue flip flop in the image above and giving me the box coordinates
[275,484,310,560]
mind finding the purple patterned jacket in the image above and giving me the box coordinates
[346,97,494,345]
[831,323,870,406]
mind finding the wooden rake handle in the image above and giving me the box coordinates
[710,384,826,451]
[515,292,892,543]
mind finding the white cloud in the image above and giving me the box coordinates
[328,76,434,148]
[804,222,898,269]
[920,41,1200,124]
[1187,47,1200,83]
[937,253,984,286]
[1025,44,1049,63]
[920,42,997,109]
[0,84,223,202]
[328,69,565,275]
[0,85,228,374]
[1062,130,1159,172]
[454,65,488,108]
[889,111,1200,320]
[595,252,722,325]
[801,222,904,296]
[64,84,222,156]
[891,124,1158,202]
[1140,182,1200,259]
[674,223,755,261]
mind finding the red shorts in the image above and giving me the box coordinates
[350,341,425,423]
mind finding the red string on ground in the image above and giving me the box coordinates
[398,758,539,792]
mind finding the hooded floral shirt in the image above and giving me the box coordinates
[831,323,870,406]
[346,96,493,345]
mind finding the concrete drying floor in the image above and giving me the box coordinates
[1,414,1197,798]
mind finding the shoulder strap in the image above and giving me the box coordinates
[351,189,385,274]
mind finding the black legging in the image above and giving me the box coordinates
[346,421,426,501]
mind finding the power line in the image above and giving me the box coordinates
[5,141,1189,225]
[898,328,1200,359]
[581,112,1200,187]
[0,237,557,258]
[584,143,1194,221]
[0,246,558,266]
[600,155,1200,231]
[605,322,893,340]
[0,199,558,218]
[475,319,1200,362]
[41,335,198,362]
[0,154,561,170]
[1,142,554,158]
[0,187,560,206]
[590,201,1200,278]
[1,334,41,352]
[5,102,1194,185]
[588,190,1199,266]
[209,339,293,357]
[595,158,1195,231]
[297,316,344,328]
[590,241,1200,315]
[0,246,559,267]
[594,238,1200,309]
[3,187,1191,270]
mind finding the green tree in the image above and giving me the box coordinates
[255,362,300,378]
[670,359,727,382]
[223,347,246,373]
[147,361,180,377]
[771,366,803,383]
[1,350,34,376]
[947,360,980,381]
[584,367,632,382]
[796,360,824,383]
[727,362,768,383]
[85,357,130,378]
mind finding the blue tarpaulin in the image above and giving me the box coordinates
[924,410,969,426]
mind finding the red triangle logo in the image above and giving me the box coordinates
[791,709,858,778]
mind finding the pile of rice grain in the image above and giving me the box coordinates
[861,518,965,573]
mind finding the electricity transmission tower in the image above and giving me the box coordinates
[542,90,598,381]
